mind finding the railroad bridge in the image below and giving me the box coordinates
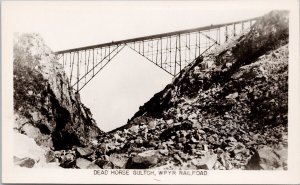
[55,17,258,92]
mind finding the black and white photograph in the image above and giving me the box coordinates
[1,0,300,184]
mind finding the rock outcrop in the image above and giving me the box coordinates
[13,33,103,167]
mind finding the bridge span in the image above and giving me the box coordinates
[55,17,259,92]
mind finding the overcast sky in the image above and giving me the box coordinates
[6,1,280,132]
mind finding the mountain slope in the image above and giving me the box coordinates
[100,10,289,170]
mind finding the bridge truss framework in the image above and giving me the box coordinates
[55,17,258,92]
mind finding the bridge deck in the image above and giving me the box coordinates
[55,17,258,54]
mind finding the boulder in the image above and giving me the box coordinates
[126,150,161,169]
[226,136,237,143]
[60,153,76,168]
[130,147,144,153]
[208,135,216,144]
[65,153,75,161]
[123,129,129,134]
[113,133,121,140]
[219,152,233,170]
[188,113,197,120]
[129,125,139,134]
[178,152,190,162]
[173,154,183,164]
[14,156,35,168]
[45,150,56,163]
[175,143,184,150]
[246,146,282,170]
[178,136,187,143]
[166,119,174,125]
[166,140,175,146]
[75,158,88,168]
[103,161,114,169]
[95,155,110,168]
[22,124,41,139]
[27,90,34,96]
[148,141,158,148]
[191,134,201,143]
[233,142,246,154]
[109,154,129,168]
[191,153,218,170]
[159,149,169,156]
[76,158,100,169]
[148,121,157,130]
[273,146,288,168]
[198,129,205,134]
[30,111,40,122]
[135,138,143,144]
[226,92,239,99]
[98,143,107,155]
[205,144,211,151]
[257,147,281,169]
[86,163,101,169]
[76,146,93,157]
[192,122,201,129]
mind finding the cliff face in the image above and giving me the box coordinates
[101,11,288,170]
[13,34,103,151]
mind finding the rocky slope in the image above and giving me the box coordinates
[94,10,289,170]
[13,33,103,168]
[13,10,289,170]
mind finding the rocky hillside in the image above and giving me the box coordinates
[13,34,103,168]
[13,10,289,170]
[94,10,289,170]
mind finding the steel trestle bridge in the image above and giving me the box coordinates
[55,17,258,92]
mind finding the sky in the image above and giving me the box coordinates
[5,1,278,132]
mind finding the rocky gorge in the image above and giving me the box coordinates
[13,10,288,170]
